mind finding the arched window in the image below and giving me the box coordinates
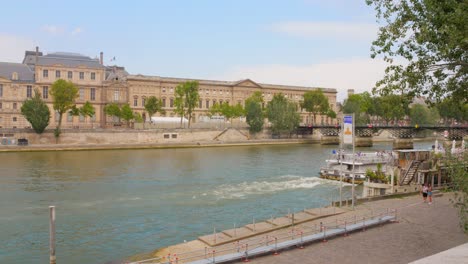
[133,96,138,107]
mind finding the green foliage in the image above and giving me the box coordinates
[266,94,300,135]
[121,104,134,126]
[409,104,439,126]
[209,102,222,117]
[374,95,410,124]
[70,101,96,122]
[174,81,200,128]
[50,79,79,131]
[245,92,264,133]
[301,90,330,124]
[342,92,373,125]
[436,97,468,124]
[365,164,388,183]
[367,0,467,102]
[20,89,50,134]
[445,151,468,233]
[104,103,122,123]
[144,96,165,121]
[133,112,144,123]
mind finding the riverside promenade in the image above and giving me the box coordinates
[131,192,467,264]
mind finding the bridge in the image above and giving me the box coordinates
[296,125,468,149]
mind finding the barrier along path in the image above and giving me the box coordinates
[129,203,399,264]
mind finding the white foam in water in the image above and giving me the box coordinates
[212,175,342,199]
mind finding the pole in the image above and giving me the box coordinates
[352,113,356,210]
[339,120,343,207]
[49,206,56,264]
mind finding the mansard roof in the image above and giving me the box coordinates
[0,62,35,82]
[127,74,337,93]
[37,52,104,69]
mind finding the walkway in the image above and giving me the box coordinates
[249,193,467,264]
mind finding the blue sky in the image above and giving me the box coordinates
[0,0,387,101]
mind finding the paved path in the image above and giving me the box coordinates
[249,193,467,264]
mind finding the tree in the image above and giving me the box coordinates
[104,103,122,123]
[437,97,468,124]
[21,89,50,134]
[301,90,330,124]
[374,95,410,125]
[50,79,79,137]
[174,84,186,127]
[409,104,439,126]
[245,99,264,133]
[445,151,468,233]
[266,94,300,136]
[342,92,373,125]
[71,101,96,124]
[367,0,468,102]
[174,81,200,128]
[121,104,134,127]
[144,96,165,122]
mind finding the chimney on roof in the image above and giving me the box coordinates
[35,46,39,64]
[100,52,103,65]
[347,89,355,97]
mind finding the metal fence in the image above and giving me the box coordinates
[129,208,397,264]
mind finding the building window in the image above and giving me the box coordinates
[162,87,166,93]
[67,112,73,122]
[142,97,146,106]
[170,88,173,93]
[26,85,32,98]
[43,69,48,78]
[162,98,166,107]
[91,114,96,122]
[91,72,96,80]
[206,100,210,109]
[13,103,17,109]
[68,71,73,79]
[90,88,96,101]
[114,90,120,101]
[79,114,85,122]
[43,86,48,99]
[13,117,17,122]
[0,102,2,109]
[56,70,61,78]
[134,98,138,107]
[169,98,174,107]
[79,88,85,100]
[55,111,60,122]
[199,99,202,108]
[0,84,2,97]
[79,72,84,80]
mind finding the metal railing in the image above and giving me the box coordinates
[129,208,397,264]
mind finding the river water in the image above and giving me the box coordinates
[0,141,433,263]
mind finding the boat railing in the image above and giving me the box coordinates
[329,153,394,164]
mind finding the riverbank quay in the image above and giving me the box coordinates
[0,138,321,152]
[128,192,467,264]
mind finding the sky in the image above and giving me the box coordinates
[0,0,387,102]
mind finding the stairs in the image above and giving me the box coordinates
[400,161,421,185]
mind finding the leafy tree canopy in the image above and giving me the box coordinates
[409,103,440,126]
[21,89,50,134]
[266,94,300,135]
[144,96,165,121]
[50,79,79,132]
[301,90,330,124]
[367,0,468,102]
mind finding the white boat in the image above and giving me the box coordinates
[319,150,396,184]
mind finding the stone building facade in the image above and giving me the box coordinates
[0,48,337,129]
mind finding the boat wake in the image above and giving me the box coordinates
[211,175,343,200]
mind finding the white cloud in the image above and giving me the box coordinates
[216,57,392,102]
[0,34,36,62]
[41,25,65,35]
[271,21,378,41]
[71,27,83,36]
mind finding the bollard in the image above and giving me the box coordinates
[322,226,328,243]
[237,241,240,253]
[49,206,56,264]
[344,220,348,236]
[243,244,250,262]
[266,235,269,246]
[212,250,215,264]
[205,247,207,259]
[299,232,304,249]
[362,217,366,231]
[273,237,279,255]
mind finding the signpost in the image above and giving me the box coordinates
[341,114,355,209]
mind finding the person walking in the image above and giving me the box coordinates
[421,183,428,203]
[427,184,433,205]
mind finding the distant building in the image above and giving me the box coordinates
[0,47,338,129]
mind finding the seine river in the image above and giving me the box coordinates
[0,141,433,263]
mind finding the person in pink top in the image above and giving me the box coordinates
[421,183,428,203]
